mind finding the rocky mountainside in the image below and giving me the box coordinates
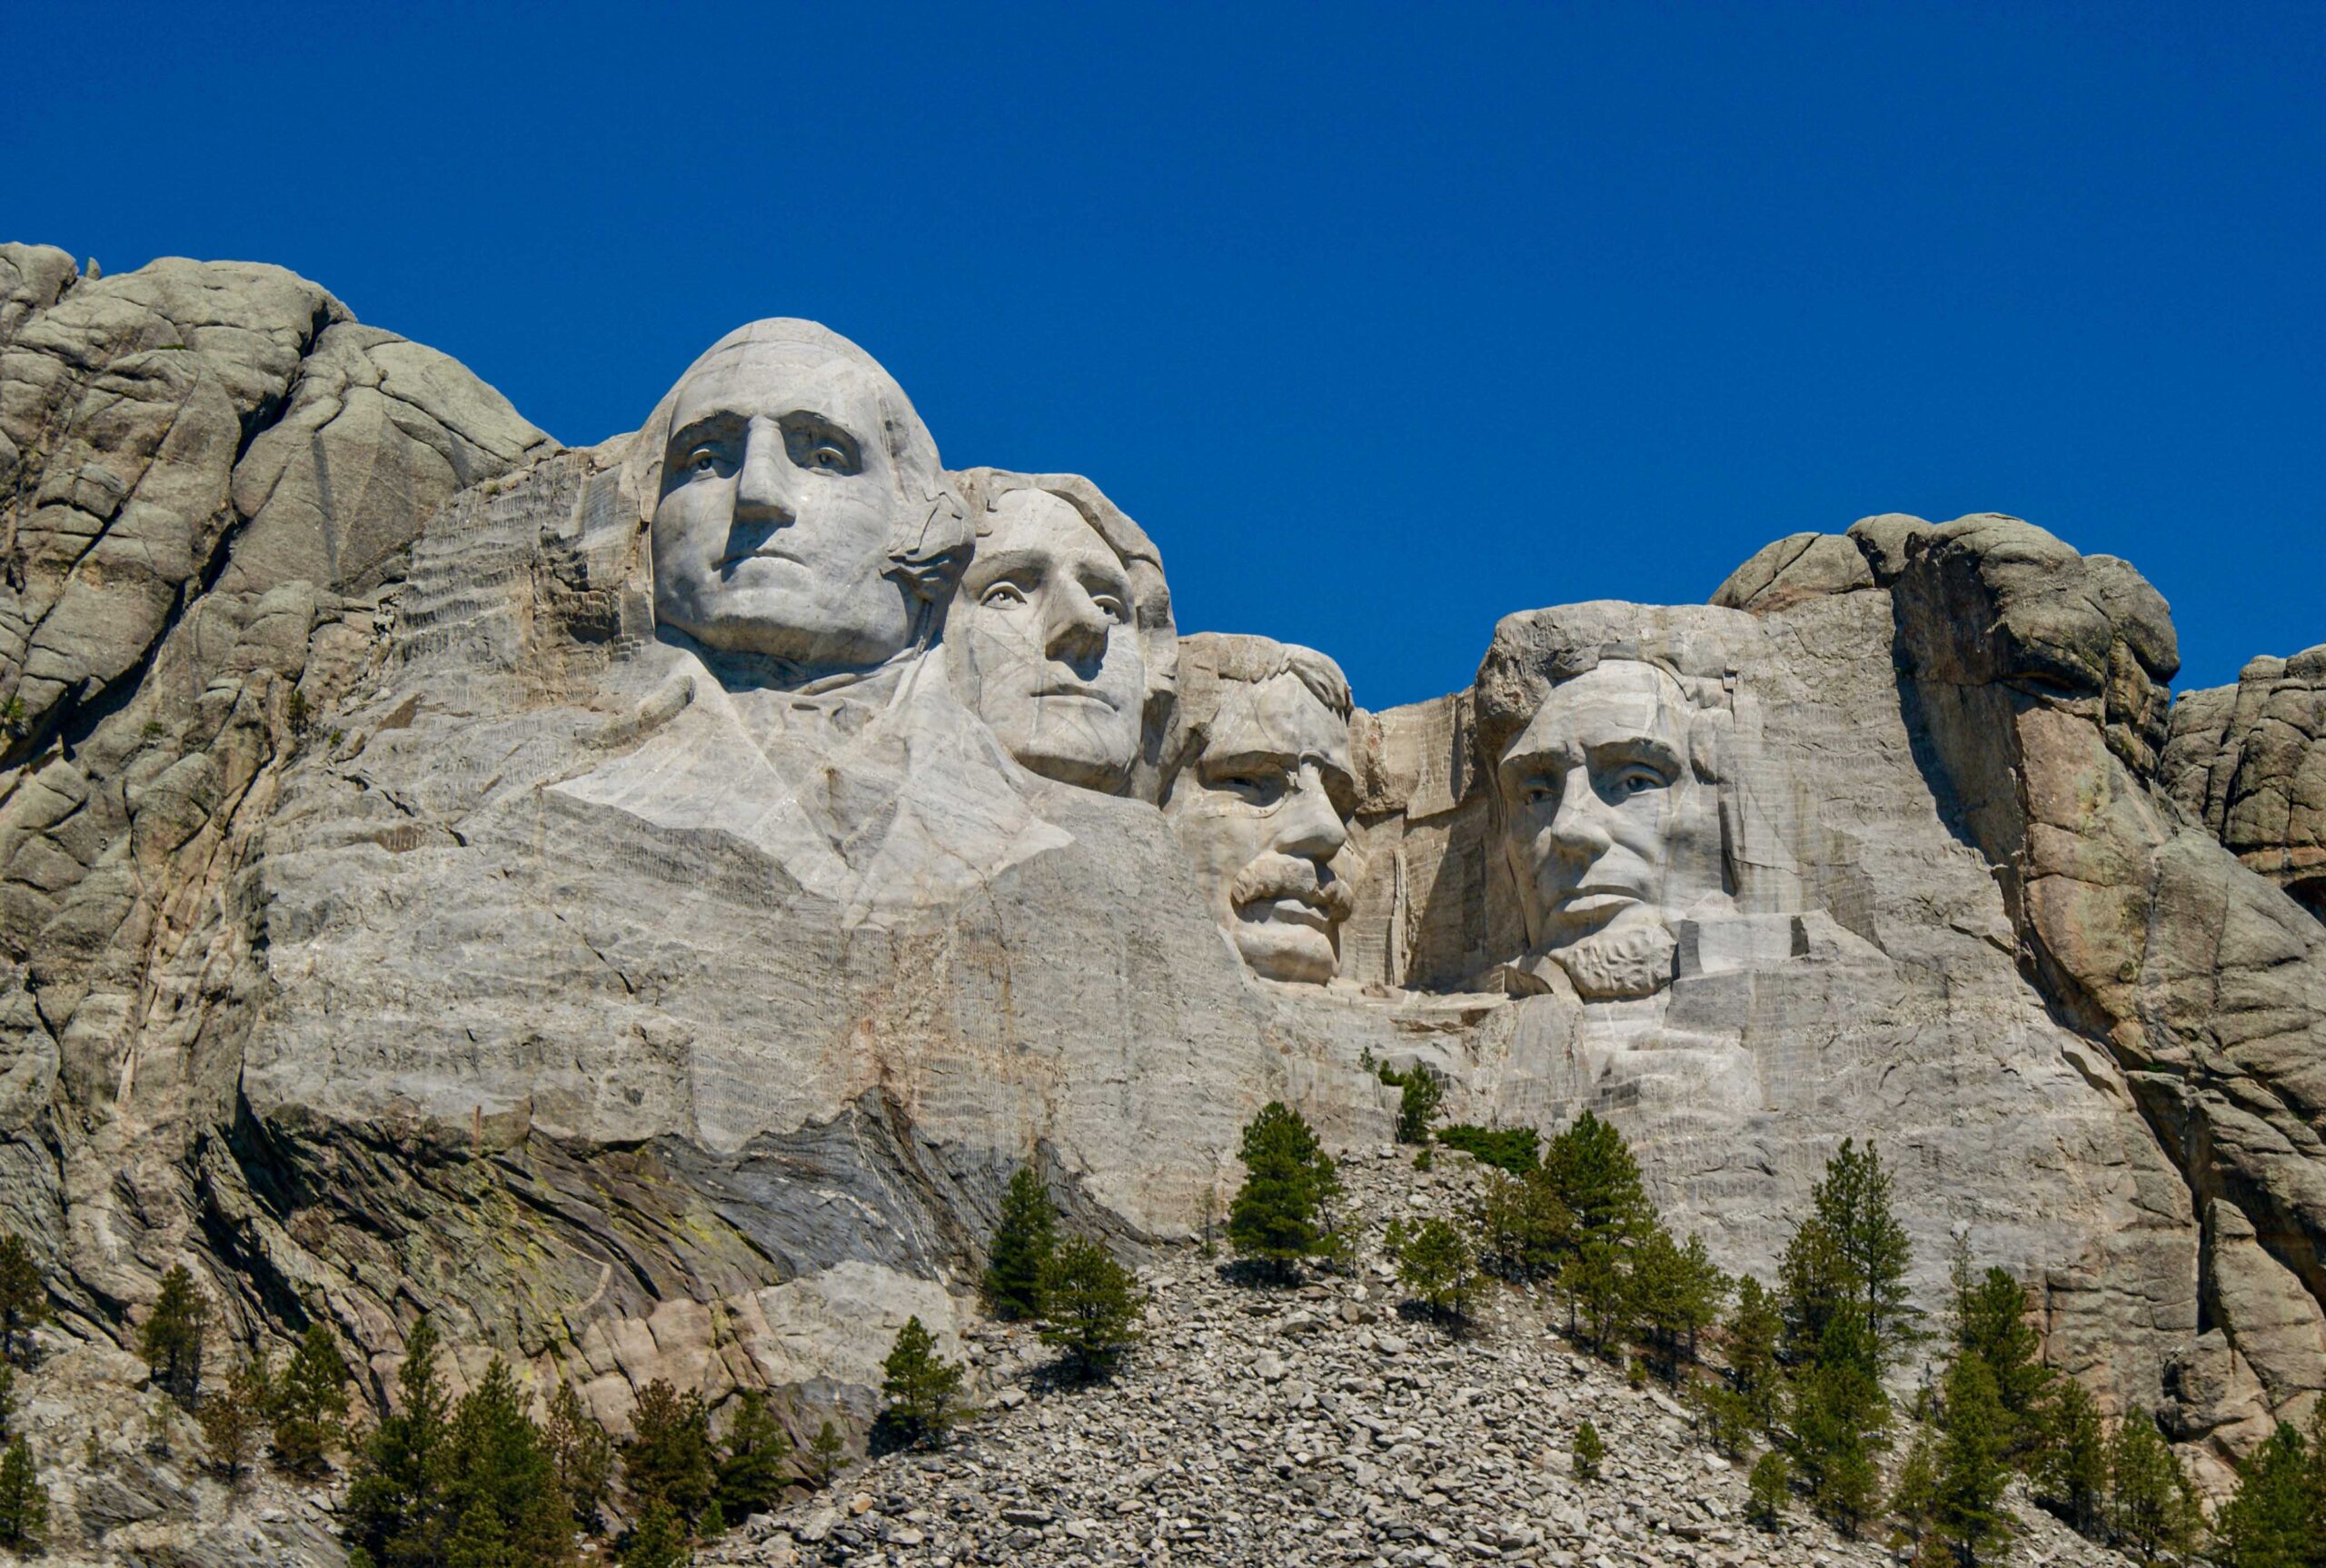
[1,243,2322,1563]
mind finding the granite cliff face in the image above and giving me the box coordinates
[3,246,2323,1554]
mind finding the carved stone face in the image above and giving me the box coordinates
[951,489,1147,791]
[1498,660,1727,984]
[651,337,919,672]
[1166,672,1356,984]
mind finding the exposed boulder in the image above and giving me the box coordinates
[2163,645,2326,920]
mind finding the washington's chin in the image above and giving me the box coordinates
[1231,902,1341,984]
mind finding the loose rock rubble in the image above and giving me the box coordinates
[701,1151,2136,1568]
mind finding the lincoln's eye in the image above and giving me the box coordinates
[979,582,1029,609]
[1218,770,1287,804]
[1092,594,1128,622]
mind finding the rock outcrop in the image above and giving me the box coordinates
[2163,646,2326,921]
[3,245,2323,1563]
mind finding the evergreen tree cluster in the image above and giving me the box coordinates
[0,1233,50,1553]
[978,1166,1148,1381]
[2212,1404,2326,1568]
[1375,1062,1446,1145]
[1228,1102,1347,1280]
[343,1317,836,1566]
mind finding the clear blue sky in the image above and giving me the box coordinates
[13,2,2321,707]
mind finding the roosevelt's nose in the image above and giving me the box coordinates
[732,418,798,525]
[1545,766,1613,862]
[1044,581,1111,669]
[1271,763,1348,860]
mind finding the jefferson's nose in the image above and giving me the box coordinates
[732,419,797,524]
[1044,582,1111,666]
[1272,763,1347,860]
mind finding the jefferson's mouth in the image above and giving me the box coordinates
[1238,897,1333,934]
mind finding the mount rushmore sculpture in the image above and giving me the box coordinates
[3,248,2324,1484]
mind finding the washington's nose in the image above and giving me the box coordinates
[1546,767,1612,860]
[1044,583,1111,666]
[1272,764,1348,860]
[732,419,798,524]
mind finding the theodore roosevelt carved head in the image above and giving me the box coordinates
[647,320,969,681]
[1162,634,1357,984]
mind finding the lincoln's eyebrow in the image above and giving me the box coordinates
[1587,734,1684,774]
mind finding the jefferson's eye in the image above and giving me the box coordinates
[687,446,722,473]
[979,582,1029,609]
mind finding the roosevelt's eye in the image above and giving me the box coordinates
[1523,779,1558,808]
[1217,770,1288,805]
[979,582,1029,609]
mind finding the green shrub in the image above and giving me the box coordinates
[982,1168,1059,1321]
[1573,1419,1605,1480]
[878,1317,964,1450]
[1228,1103,1343,1281]
[1436,1124,1539,1173]
[1038,1236,1146,1379]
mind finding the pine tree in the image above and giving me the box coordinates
[1387,1216,1477,1325]
[624,1379,716,1525]
[544,1380,612,1534]
[1629,1228,1728,1381]
[2212,1421,2309,1568]
[0,1365,14,1444]
[1573,1419,1605,1480]
[1723,1276,1784,1433]
[1560,1240,1632,1354]
[272,1321,351,1474]
[878,1317,964,1450]
[982,1168,1059,1321]
[1746,1449,1791,1531]
[441,1357,574,1568]
[0,1435,47,1553]
[1782,1141,1919,1374]
[2036,1374,2106,1537]
[714,1389,790,1522]
[1228,1102,1343,1281]
[1953,1263,2053,1461]
[804,1420,846,1489]
[198,1355,268,1485]
[1468,1166,1571,1283]
[621,1497,688,1568]
[0,1235,47,1366]
[1933,1352,2013,1566]
[1888,1424,1940,1565]
[138,1264,207,1408]
[2107,1406,2200,1566]
[1541,1111,1654,1251]
[1378,1064,1445,1144]
[1037,1236,1146,1377]
[1786,1305,1891,1537]
[343,1316,454,1566]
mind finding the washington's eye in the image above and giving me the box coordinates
[979,582,1029,609]
[810,443,848,471]
[687,445,723,473]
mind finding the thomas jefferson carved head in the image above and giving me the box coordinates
[1162,634,1357,984]
[948,471,1177,795]
[648,320,969,680]
[1496,657,1735,997]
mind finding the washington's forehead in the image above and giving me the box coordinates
[1207,673,1351,764]
[670,342,889,424]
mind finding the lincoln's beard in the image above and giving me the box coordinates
[1546,918,1678,1000]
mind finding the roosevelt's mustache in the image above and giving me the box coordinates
[1230,853,1356,923]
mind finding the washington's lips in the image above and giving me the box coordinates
[714,544,806,569]
[1033,680,1119,708]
